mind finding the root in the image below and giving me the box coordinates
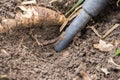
[0,5,66,33]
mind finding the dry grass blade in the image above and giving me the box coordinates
[60,19,69,32]
[108,57,120,69]
[68,5,82,21]
[90,26,102,38]
[90,24,120,39]
[60,5,82,32]
[102,24,119,38]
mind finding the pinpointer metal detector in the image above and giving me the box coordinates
[55,0,108,52]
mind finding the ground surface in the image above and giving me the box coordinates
[0,0,120,80]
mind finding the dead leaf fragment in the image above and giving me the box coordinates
[93,39,114,52]
[111,39,119,47]
[101,68,110,75]
[80,71,92,80]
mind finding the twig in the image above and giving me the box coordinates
[90,26,102,38]
[34,35,41,45]
[59,19,69,32]
[39,37,59,46]
[90,24,120,39]
[33,34,59,46]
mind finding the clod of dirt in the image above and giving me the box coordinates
[112,13,120,23]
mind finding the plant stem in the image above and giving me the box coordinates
[65,0,84,16]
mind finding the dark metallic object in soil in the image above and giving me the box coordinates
[55,0,108,52]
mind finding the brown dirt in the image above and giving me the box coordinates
[0,0,120,80]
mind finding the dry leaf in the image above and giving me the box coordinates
[93,39,115,52]
[80,71,92,80]
[17,6,38,18]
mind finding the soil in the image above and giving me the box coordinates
[0,0,120,80]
